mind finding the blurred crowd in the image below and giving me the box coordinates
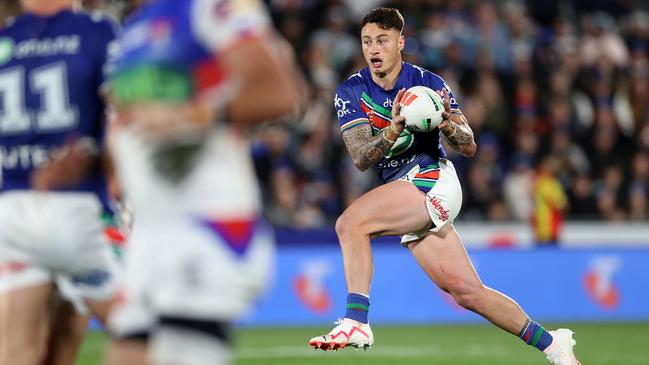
[3,0,649,228]
[254,0,649,228]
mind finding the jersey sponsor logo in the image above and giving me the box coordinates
[584,256,620,310]
[0,37,15,66]
[0,144,50,169]
[429,196,449,222]
[334,93,352,118]
[5,35,80,61]
[383,98,393,109]
[378,154,415,169]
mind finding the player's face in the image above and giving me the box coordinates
[361,23,403,78]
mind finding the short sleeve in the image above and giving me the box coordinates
[334,84,368,132]
[191,0,270,54]
[423,71,461,113]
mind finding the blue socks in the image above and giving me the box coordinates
[519,319,553,351]
[345,293,370,324]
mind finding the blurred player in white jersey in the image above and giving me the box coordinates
[0,0,120,364]
[106,0,305,364]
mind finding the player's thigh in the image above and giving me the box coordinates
[0,282,54,361]
[341,180,431,237]
[408,225,483,292]
[44,300,89,365]
[106,339,150,365]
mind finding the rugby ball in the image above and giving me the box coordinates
[399,86,444,132]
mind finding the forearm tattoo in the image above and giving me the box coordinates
[442,114,475,156]
[342,124,394,171]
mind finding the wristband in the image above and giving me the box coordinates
[382,128,397,143]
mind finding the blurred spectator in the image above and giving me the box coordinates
[504,155,534,221]
[580,12,630,67]
[532,156,568,244]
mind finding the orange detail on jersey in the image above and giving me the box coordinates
[360,103,389,129]
[416,170,440,180]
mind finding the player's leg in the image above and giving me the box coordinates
[309,179,432,350]
[107,337,151,365]
[336,179,431,295]
[0,282,54,365]
[409,225,528,333]
[409,225,579,365]
[43,300,90,365]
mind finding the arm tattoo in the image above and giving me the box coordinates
[342,124,394,171]
[442,114,476,157]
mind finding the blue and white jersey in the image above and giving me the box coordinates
[111,0,270,106]
[0,10,117,198]
[334,62,461,182]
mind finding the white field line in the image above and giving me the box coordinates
[236,345,649,364]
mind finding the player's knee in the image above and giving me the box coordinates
[335,213,354,240]
[445,279,483,312]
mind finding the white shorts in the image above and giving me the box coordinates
[399,159,463,245]
[108,215,274,336]
[0,192,118,303]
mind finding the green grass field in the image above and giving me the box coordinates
[77,323,649,365]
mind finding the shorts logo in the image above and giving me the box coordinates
[0,261,28,276]
[429,197,449,222]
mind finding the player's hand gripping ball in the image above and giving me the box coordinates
[399,86,444,132]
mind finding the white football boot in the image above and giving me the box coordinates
[308,318,374,351]
[544,329,581,365]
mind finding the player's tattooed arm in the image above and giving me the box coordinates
[440,113,476,157]
[437,89,477,158]
[342,124,395,171]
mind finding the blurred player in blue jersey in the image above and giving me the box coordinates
[0,0,121,364]
[308,7,580,365]
[105,0,304,364]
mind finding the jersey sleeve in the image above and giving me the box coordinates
[190,0,270,54]
[423,72,461,113]
[334,84,368,132]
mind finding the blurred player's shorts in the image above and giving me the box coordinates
[108,215,275,354]
[0,191,119,303]
[400,159,463,245]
